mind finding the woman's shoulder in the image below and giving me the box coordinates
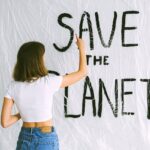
[44,73,63,84]
[44,73,59,81]
[7,79,16,86]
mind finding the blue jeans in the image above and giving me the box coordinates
[16,126,59,150]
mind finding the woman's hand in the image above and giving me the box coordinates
[75,34,85,50]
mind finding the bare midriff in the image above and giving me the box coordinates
[22,118,53,128]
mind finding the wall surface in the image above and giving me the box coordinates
[0,0,150,149]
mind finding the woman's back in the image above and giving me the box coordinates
[4,74,63,122]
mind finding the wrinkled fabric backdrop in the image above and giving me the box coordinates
[0,0,150,150]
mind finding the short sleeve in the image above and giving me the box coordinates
[4,81,14,100]
[48,75,63,92]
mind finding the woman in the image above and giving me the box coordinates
[1,34,87,150]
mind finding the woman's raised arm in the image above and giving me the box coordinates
[60,34,88,88]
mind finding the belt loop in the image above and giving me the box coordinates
[31,127,33,134]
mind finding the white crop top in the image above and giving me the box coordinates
[4,74,63,122]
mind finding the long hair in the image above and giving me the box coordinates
[13,41,48,82]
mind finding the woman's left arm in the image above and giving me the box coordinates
[8,112,21,127]
[1,97,21,128]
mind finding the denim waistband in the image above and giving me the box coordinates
[18,126,57,143]
[20,126,55,134]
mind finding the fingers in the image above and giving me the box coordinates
[75,33,78,41]
[74,33,84,43]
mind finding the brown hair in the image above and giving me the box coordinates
[13,41,48,82]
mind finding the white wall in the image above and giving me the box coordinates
[0,0,150,149]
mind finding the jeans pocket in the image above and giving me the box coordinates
[35,139,55,150]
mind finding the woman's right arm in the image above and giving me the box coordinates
[60,34,88,88]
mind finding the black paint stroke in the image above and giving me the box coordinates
[122,11,139,47]
[95,11,117,48]
[53,13,74,52]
